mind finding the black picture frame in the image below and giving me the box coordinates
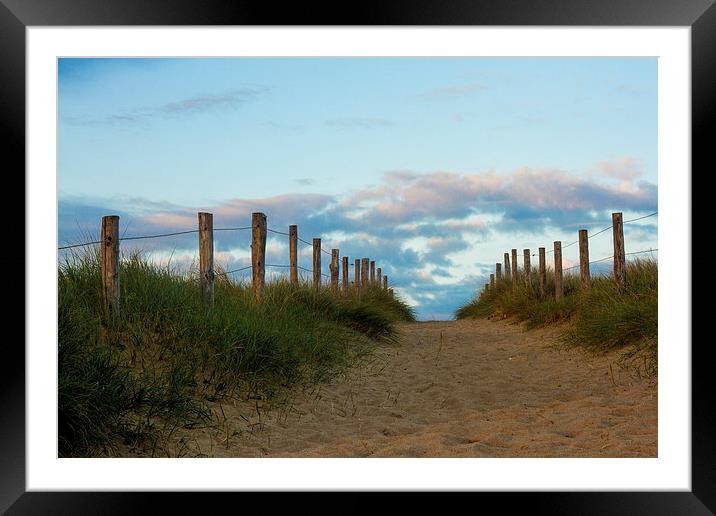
[4,1,709,513]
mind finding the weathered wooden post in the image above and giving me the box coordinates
[289,224,298,285]
[101,215,120,319]
[523,249,531,290]
[554,240,563,300]
[579,229,590,289]
[538,247,546,298]
[251,212,267,303]
[389,288,394,298]
[342,256,349,292]
[361,258,369,288]
[383,275,388,290]
[198,212,214,307]
[490,273,495,289]
[495,263,502,284]
[354,258,360,288]
[376,267,382,289]
[612,212,626,290]
[330,249,340,291]
[511,248,518,287]
[313,238,321,289]
[370,260,376,285]
[504,252,511,280]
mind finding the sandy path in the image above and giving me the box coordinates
[163,319,657,458]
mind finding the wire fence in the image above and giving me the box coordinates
[60,209,657,295]
[557,212,658,271]
[60,216,394,290]
[540,211,657,256]
[213,264,325,278]
[57,226,250,250]
[487,211,658,297]
[562,248,658,272]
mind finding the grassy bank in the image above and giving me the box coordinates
[456,259,657,374]
[59,251,414,457]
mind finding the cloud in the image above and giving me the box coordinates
[598,156,642,181]
[442,218,486,231]
[295,178,316,186]
[64,86,269,127]
[422,235,470,267]
[384,170,420,184]
[325,118,393,129]
[332,166,656,234]
[417,83,483,101]
[157,87,267,115]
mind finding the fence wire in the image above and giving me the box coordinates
[561,248,658,272]
[58,226,251,250]
[537,211,657,256]
[215,226,252,232]
[61,221,378,283]
[214,263,334,280]
[60,224,347,264]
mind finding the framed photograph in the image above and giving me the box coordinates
[7,0,710,512]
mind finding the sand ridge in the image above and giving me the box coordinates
[144,318,657,458]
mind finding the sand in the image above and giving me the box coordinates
[142,318,657,458]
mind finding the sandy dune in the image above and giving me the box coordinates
[156,318,657,458]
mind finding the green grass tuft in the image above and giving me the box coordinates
[456,259,657,373]
[58,250,414,456]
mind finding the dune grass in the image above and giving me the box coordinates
[456,259,657,374]
[58,250,414,457]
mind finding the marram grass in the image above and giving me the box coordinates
[58,250,414,457]
[456,258,657,375]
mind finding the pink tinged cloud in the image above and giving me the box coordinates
[143,212,196,229]
[210,193,333,221]
[443,218,486,230]
[598,156,643,181]
[132,158,654,246]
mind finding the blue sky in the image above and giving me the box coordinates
[58,57,658,319]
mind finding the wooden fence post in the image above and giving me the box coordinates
[342,256,349,292]
[101,215,120,319]
[538,247,546,298]
[554,240,563,300]
[579,229,590,289]
[523,249,531,290]
[377,267,382,289]
[495,263,502,284]
[198,212,214,307]
[511,248,518,287]
[612,212,626,290]
[383,275,388,290]
[361,258,369,288]
[251,212,267,303]
[504,252,511,280]
[490,273,495,289]
[330,249,339,291]
[289,224,298,285]
[370,260,375,285]
[313,238,321,289]
[389,288,394,298]
[354,258,360,288]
